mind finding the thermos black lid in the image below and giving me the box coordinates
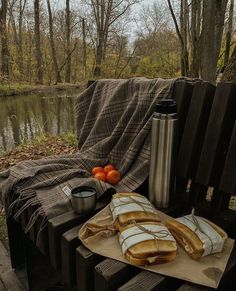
[155,99,177,114]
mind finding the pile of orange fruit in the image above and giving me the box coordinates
[92,164,121,185]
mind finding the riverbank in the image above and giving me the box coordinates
[0,82,85,97]
[0,132,78,248]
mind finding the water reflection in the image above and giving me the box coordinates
[0,91,80,152]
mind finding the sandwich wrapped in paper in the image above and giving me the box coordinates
[110,193,161,230]
[79,192,160,240]
[119,221,177,266]
[166,214,228,259]
[110,193,177,265]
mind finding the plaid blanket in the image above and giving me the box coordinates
[0,78,175,230]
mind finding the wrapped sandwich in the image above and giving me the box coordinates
[80,192,160,240]
[110,193,177,265]
[110,193,161,230]
[166,214,228,259]
[119,221,177,266]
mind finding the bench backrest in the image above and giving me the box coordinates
[173,81,236,237]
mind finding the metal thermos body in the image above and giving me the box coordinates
[149,99,178,208]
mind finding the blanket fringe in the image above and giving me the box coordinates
[7,188,45,236]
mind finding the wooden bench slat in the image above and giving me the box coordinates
[177,283,213,291]
[61,225,82,288]
[76,245,103,291]
[219,121,236,195]
[195,82,236,188]
[48,210,82,269]
[118,270,182,291]
[214,209,236,238]
[94,259,139,291]
[173,80,194,146]
[177,82,215,179]
[48,198,110,269]
[211,122,236,220]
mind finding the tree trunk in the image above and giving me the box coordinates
[167,0,189,76]
[221,45,236,82]
[0,0,9,79]
[199,0,228,84]
[82,18,87,79]
[34,0,43,84]
[224,0,234,66]
[47,0,62,84]
[94,38,103,77]
[18,0,26,76]
[180,0,189,76]
[189,0,201,77]
[65,0,71,83]
[8,1,18,46]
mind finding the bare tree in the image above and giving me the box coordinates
[86,0,139,77]
[134,2,180,78]
[34,0,43,84]
[0,0,9,79]
[46,0,62,84]
[65,0,71,82]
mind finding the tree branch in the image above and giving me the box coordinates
[166,0,184,47]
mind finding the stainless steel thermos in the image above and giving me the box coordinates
[149,99,178,208]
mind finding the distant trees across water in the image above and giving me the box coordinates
[0,0,236,85]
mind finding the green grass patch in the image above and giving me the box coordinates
[0,84,36,97]
[0,82,83,97]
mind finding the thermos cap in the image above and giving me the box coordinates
[155,99,177,114]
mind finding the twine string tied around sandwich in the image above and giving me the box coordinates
[188,208,214,255]
[112,195,160,220]
[121,220,171,253]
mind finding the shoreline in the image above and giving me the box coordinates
[0,82,86,98]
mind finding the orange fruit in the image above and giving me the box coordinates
[94,172,106,182]
[106,170,121,185]
[92,167,104,175]
[104,164,115,173]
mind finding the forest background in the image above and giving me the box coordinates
[1,0,236,87]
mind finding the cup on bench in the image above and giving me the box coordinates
[71,186,97,214]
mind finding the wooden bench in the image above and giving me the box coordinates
[5,80,236,291]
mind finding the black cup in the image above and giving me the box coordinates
[71,186,97,214]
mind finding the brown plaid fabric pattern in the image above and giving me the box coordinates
[0,78,175,229]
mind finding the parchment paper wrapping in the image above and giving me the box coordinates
[78,205,234,289]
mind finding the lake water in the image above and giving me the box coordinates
[0,89,81,152]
